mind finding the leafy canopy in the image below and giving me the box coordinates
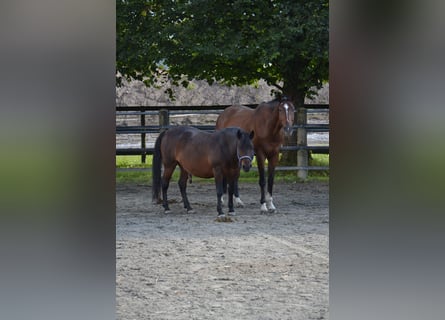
[117,0,328,103]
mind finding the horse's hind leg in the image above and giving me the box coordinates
[178,167,193,213]
[161,166,175,213]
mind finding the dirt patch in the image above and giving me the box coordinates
[116,181,329,319]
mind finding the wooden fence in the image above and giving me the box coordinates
[116,104,329,178]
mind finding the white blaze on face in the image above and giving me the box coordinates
[283,103,290,125]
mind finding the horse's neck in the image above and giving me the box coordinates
[264,104,282,136]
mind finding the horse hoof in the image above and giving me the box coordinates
[260,203,268,213]
[228,211,236,216]
[234,197,244,208]
[187,209,195,214]
[267,202,277,213]
[164,209,171,214]
[265,194,276,213]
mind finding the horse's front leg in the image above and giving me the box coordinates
[233,179,244,207]
[227,178,235,215]
[220,176,227,206]
[213,169,225,217]
[256,153,268,213]
[266,153,279,213]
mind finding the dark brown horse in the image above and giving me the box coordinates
[216,96,295,213]
[152,126,255,218]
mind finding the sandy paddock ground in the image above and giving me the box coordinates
[116,180,329,319]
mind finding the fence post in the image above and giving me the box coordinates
[140,106,146,163]
[296,107,308,180]
[159,108,169,132]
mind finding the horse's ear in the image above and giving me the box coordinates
[249,130,254,139]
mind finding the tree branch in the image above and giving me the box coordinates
[272,83,283,91]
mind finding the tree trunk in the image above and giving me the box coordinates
[280,85,305,168]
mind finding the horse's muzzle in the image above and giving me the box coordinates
[284,125,294,136]
[241,160,252,172]
[238,155,253,172]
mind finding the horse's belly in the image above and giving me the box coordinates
[181,161,214,178]
[189,168,214,178]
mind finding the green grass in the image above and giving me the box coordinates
[116,154,329,184]
[308,153,330,179]
[116,155,152,168]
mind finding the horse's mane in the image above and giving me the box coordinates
[260,95,289,109]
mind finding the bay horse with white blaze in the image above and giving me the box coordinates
[216,96,295,213]
[152,126,255,218]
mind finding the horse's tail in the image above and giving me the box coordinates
[152,130,166,203]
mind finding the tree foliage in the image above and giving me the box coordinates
[117,0,328,105]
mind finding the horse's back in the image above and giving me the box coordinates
[216,105,255,131]
[162,126,218,178]
[163,126,195,147]
[162,126,199,159]
[216,103,275,144]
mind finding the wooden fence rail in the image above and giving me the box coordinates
[116,104,329,177]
